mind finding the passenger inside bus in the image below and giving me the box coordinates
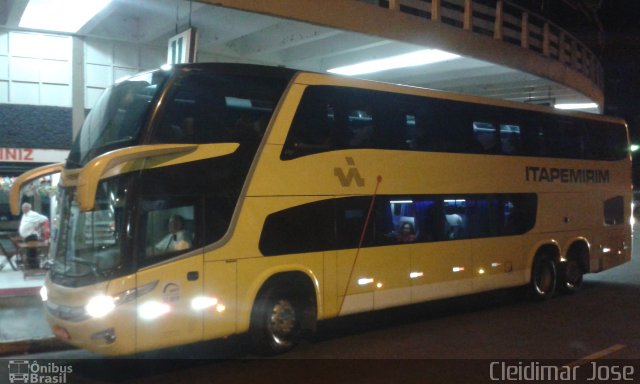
[396,222,417,243]
[445,208,465,239]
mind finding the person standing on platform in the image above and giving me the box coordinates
[19,202,48,269]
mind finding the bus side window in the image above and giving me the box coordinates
[388,198,417,243]
[444,198,468,239]
[203,196,235,245]
[604,196,624,225]
[413,199,442,242]
[346,108,374,148]
[404,114,418,149]
[410,109,436,151]
[431,100,482,153]
[473,122,499,153]
[335,199,372,249]
[586,121,628,161]
[545,120,587,159]
[463,198,483,238]
[282,87,333,159]
[259,199,335,256]
[371,98,409,150]
[502,195,536,235]
[139,200,198,266]
[500,124,522,155]
[521,124,546,157]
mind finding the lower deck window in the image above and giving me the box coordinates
[259,193,537,256]
[604,196,625,225]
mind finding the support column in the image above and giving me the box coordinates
[463,0,472,31]
[71,36,85,141]
[521,12,529,48]
[494,0,503,40]
[542,22,550,56]
[431,0,441,22]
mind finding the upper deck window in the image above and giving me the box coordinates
[67,70,168,167]
[67,66,291,167]
[150,72,287,146]
[282,85,627,161]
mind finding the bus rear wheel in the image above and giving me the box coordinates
[251,286,303,355]
[527,253,557,300]
[559,258,584,294]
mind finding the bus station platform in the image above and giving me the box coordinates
[0,268,70,356]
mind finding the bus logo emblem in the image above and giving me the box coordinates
[334,157,365,187]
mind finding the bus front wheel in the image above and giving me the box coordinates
[251,285,303,355]
[527,253,557,300]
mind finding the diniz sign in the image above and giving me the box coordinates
[0,148,69,163]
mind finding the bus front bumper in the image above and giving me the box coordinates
[44,300,136,356]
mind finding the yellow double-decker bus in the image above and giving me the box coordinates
[11,63,631,356]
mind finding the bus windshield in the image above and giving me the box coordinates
[66,70,169,168]
[52,65,294,287]
[51,176,132,287]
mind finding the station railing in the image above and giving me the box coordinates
[368,0,603,89]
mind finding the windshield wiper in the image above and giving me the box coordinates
[70,257,117,278]
[69,257,100,277]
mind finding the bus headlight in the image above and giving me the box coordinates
[85,295,116,318]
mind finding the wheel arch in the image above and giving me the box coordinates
[563,237,591,273]
[239,266,321,334]
[527,240,561,273]
[526,241,561,300]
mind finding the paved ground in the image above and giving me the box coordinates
[0,295,69,356]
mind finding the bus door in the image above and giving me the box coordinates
[336,197,411,315]
[134,198,204,352]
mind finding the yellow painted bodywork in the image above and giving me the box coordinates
[135,254,204,352]
[43,72,632,355]
[76,143,238,211]
[43,274,138,356]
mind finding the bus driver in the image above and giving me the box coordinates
[154,214,192,253]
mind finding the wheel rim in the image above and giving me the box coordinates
[267,299,297,346]
[534,261,554,295]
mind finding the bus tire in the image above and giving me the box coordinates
[527,252,557,301]
[559,258,584,294]
[250,285,304,355]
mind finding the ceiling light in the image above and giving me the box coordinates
[327,49,460,76]
[20,0,112,33]
[554,103,598,110]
